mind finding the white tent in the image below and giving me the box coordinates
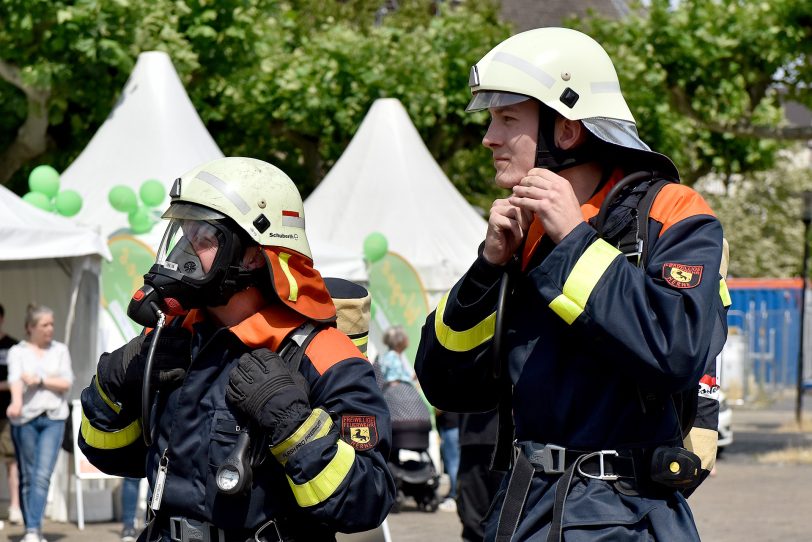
[0,183,111,397]
[60,51,224,239]
[58,50,361,350]
[304,98,487,295]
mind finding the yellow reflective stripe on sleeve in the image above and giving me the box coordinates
[278,252,299,302]
[548,239,621,325]
[351,334,368,355]
[287,439,355,507]
[95,373,121,414]
[80,408,142,450]
[271,408,333,465]
[719,278,731,307]
[433,292,495,352]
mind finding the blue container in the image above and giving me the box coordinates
[726,279,803,387]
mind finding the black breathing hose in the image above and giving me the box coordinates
[141,304,165,446]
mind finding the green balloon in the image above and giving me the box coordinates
[54,190,83,217]
[109,185,138,213]
[28,165,60,198]
[22,191,52,211]
[128,206,153,234]
[363,232,388,263]
[140,179,166,207]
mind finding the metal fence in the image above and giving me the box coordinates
[723,291,809,402]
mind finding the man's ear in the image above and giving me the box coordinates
[555,118,587,150]
[242,246,267,270]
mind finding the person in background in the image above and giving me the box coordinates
[7,304,74,542]
[0,303,22,527]
[456,411,503,542]
[379,326,417,385]
[120,477,141,541]
[434,409,459,512]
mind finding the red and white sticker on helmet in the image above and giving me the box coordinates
[282,210,305,229]
[662,263,703,289]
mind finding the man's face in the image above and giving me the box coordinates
[482,99,539,189]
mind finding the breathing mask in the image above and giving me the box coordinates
[127,203,257,327]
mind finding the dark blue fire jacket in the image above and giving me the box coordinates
[79,305,395,539]
[415,179,729,541]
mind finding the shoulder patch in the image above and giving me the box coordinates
[340,414,379,451]
[663,263,703,289]
[649,183,716,236]
[305,326,364,375]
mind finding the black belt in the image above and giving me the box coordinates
[147,515,284,542]
[495,442,641,542]
[519,441,638,480]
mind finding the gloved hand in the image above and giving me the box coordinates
[97,326,192,409]
[226,348,311,446]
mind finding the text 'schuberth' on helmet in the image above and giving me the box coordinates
[127,157,335,327]
[466,27,678,177]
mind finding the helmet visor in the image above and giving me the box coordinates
[162,202,228,222]
[466,91,531,112]
[156,219,224,281]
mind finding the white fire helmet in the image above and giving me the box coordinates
[467,27,677,177]
[164,157,312,259]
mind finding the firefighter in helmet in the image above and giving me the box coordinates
[80,157,395,541]
[415,28,728,541]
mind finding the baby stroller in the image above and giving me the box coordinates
[372,360,440,513]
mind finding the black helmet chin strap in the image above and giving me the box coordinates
[534,103,595,172]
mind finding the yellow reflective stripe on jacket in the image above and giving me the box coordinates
[271,408,333,465]
[719,278,731,307]
[278,252,299,301]
[80,408,142,450]
[287,439,355,507]
[434,292,495,352]
[95,373,121,414]
[549,240,621,325]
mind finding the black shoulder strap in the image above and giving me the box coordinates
[278,322,322,374]
[635,178,673,267]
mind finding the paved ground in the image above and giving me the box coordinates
[1,397,810,541]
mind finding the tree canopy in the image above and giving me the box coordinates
[0,0,509,208]
[2,0,812,276]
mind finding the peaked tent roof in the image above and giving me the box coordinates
[304,98,487,292]
[60,51,224,238]
[0,184,111,261]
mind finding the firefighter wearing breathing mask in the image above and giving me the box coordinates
[414,28,729,541]
[79,157,395,541]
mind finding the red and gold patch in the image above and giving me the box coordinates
[340,415,378,451]
[662,263,703,289]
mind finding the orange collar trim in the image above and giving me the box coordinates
[179,305,306,351]
[521,170,623,270]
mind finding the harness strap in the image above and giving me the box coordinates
[494,448,535,542]
[547,458,583,542]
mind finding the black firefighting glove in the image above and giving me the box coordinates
[226,348,312,446]
[97,327,192,410]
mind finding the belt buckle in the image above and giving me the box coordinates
[254,518,283,542]
[169,516,225,542]
[577,450,620,481]
[538,444,566,474]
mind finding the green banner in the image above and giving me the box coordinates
[101,234,156,340]
[367,252,429,365]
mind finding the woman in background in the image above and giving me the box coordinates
[7,305,73,542]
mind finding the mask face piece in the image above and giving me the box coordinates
[127,208,249,327]
[158,219,223,282]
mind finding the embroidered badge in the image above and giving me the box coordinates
[341,415,378,451]
[662,263,703,289]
